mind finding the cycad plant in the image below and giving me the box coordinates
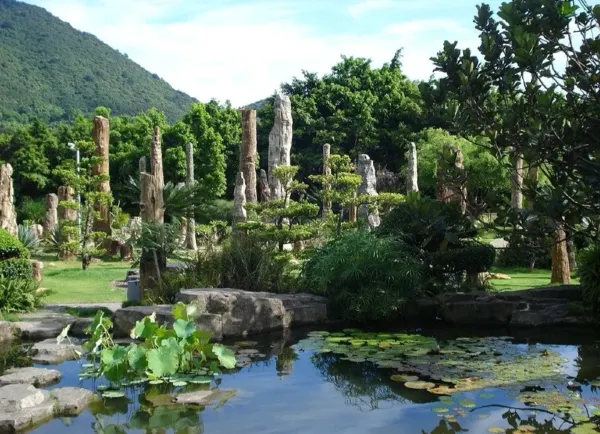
[17,224,41,255]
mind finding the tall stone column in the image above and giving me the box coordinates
[233,172,247,228]
[57,186,77,260]
[240,109,258,203]
[357,154,380,228]
[406,142,419,193]
[268,94,293,201]
[436,144,467,214]
[322,144,332,218]
[551,225,571,284]
[92,116,111,236]
[0,164,17,237]
[185,143,197,250]
[43,193,58,235]
[259,169,271,203]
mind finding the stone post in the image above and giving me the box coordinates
[357,154,380,228]
[240,110,258,203]
[406,142,419,193]
[259,169,271,203]
[184,143,198,250]
[43,193,58,236]
[268,94,293,201]
[511,153,524,209]
[92,116,111,236]
[140,127,165,293]
[551,225,571,284]
[436,144,467,214]
[322,144,332,218]
[233,172,247,228]
[57,186,77,260]
[0,164,17,237]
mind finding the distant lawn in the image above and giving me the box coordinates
[491,267,579,292]
[39,259,131,304]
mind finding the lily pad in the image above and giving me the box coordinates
[102,391,126,399]
[488,428,505,433]
[405,381,436,390]
[390,375,419,383]
[432,406,449,413]
[459,398,476,408]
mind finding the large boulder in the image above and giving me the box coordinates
[0,384,54,432]
[30,339,83,364]
[0,368,61,387]
[51,387,98,416]
[0,322,17,345]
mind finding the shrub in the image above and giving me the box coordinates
[0,276,44,313]
[302,230,423,322]
[0,229,32,279]
[196,200,233,224]
[0,228,29,261]
[0,259,33,280]
[578,244,600,313]
[18,197,45,224]
[144,267,199,305]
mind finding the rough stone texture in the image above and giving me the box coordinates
[30,224,44,240]
[30,339,83,364]
[357,154,380,228]
[175,389,235,406]
[511,153,524,209]
[113,290,328,339]
[0,322,16,345]
[240,109,258,203]
[51,387,97,416]
[436,144,467,214]
[551,226,571,284]
[43,193,59,235]
[406,142,419,193]
[0,368,61,387]
[31,260,43,282]
[436,285,590,327]
[0,385,54,432]
[113,305,223,340]
[268,94,293,201]
[92,116,111,236]
[322,144,332,218]
[57,186,77,260]
[233,172,247,227]
[185,142,197,251]
[0,164,17,237]
[14,317,72,341]
[259,169,271,203]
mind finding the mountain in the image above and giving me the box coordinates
[0,0,197,123]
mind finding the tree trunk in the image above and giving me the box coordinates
[92,116,111,237]
[406,142,419,193]
[240,110,258,203]
[510,153,524,209]
[0,164,17,237]
[551,225,571,284]
[322,143,332,218]
[184,143,197,250]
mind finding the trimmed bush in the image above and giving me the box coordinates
[302,230,423,323]
[0,259,33,280]
[0,228,29,261]
[578,244,600,313]
[0,229,32,280]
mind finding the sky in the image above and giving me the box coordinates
[23,0,504,107]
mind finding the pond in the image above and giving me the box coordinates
[14,326,600,433]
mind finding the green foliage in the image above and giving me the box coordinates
[0,0,195,124]
[0,228,32,280]
[17,197,45,224]
[0,228,29,260]
[578,244,600,313]
[74,303,236,387]
[144,268,198,305]
[302,230,423,322]
[429,242,496,275]
[196,200,233,224]
[0,276,44,313]
[17,224,41,255]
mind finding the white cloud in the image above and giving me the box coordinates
[347,0,393,18]
[25,0,481,107]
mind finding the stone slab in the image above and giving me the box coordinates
[0,367,61,387]
[51,387,97,416]
[30,339,83,365]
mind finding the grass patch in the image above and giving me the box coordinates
[39,260,130,304]
[491,267,579,292]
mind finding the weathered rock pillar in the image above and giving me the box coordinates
[436,144,467,214]
[139,127,165,293]
[406,142,419,193]
[57,186,77,260]
[322,144,332,218]
[240,110,258,203]
[184,143,197,250]
[0,164,17,237]
[357,154,380,228]
[233,172,247,228]
[268,94,293,201]
[511,153,524,209]
[43,193,59,236]
[92,116,111,236]
[259,169,271,203]
[551,225,571,284]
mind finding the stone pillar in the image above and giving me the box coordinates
[140,127,165,292]
[58,186,77,260]
[233,172,247,228]
[43,193,58,236]
[551,225,571,284]
[31,260,43,282]
[322,144,332,218]
[357,154,380,228]
[30,224,43,240]
[268,94,293,201]
[240,110,258,203]
[184,143,197,250]
[0,164,17,237]
[436,144,467,214]
[92,116,111,235]
[511,153,524,209]
[406,142,419,193]
[259,169,271,203]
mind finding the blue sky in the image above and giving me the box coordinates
[23,0,504,106]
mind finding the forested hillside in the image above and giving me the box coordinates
[0,0,196,123]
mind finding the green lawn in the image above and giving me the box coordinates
[490,267,579,292]
[39,259,130,304]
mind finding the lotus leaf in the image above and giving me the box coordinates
[405,381,436,390]
[432,406,449,413]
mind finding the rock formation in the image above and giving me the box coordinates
[406,142,419,193]
[91,116,111,236]
[436,144,467,214]
[322,144,332,218]
[259,169,271,202]
[511,153,524,209]
[184,142,197,250]
[233,172,247,227]
[240,109,258,203]
[551,225,571,284]
[30,224,43,240]
[357,154,380,228]
[268,94,293,200]
[43,193,58,235]
[0,164,17,237]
